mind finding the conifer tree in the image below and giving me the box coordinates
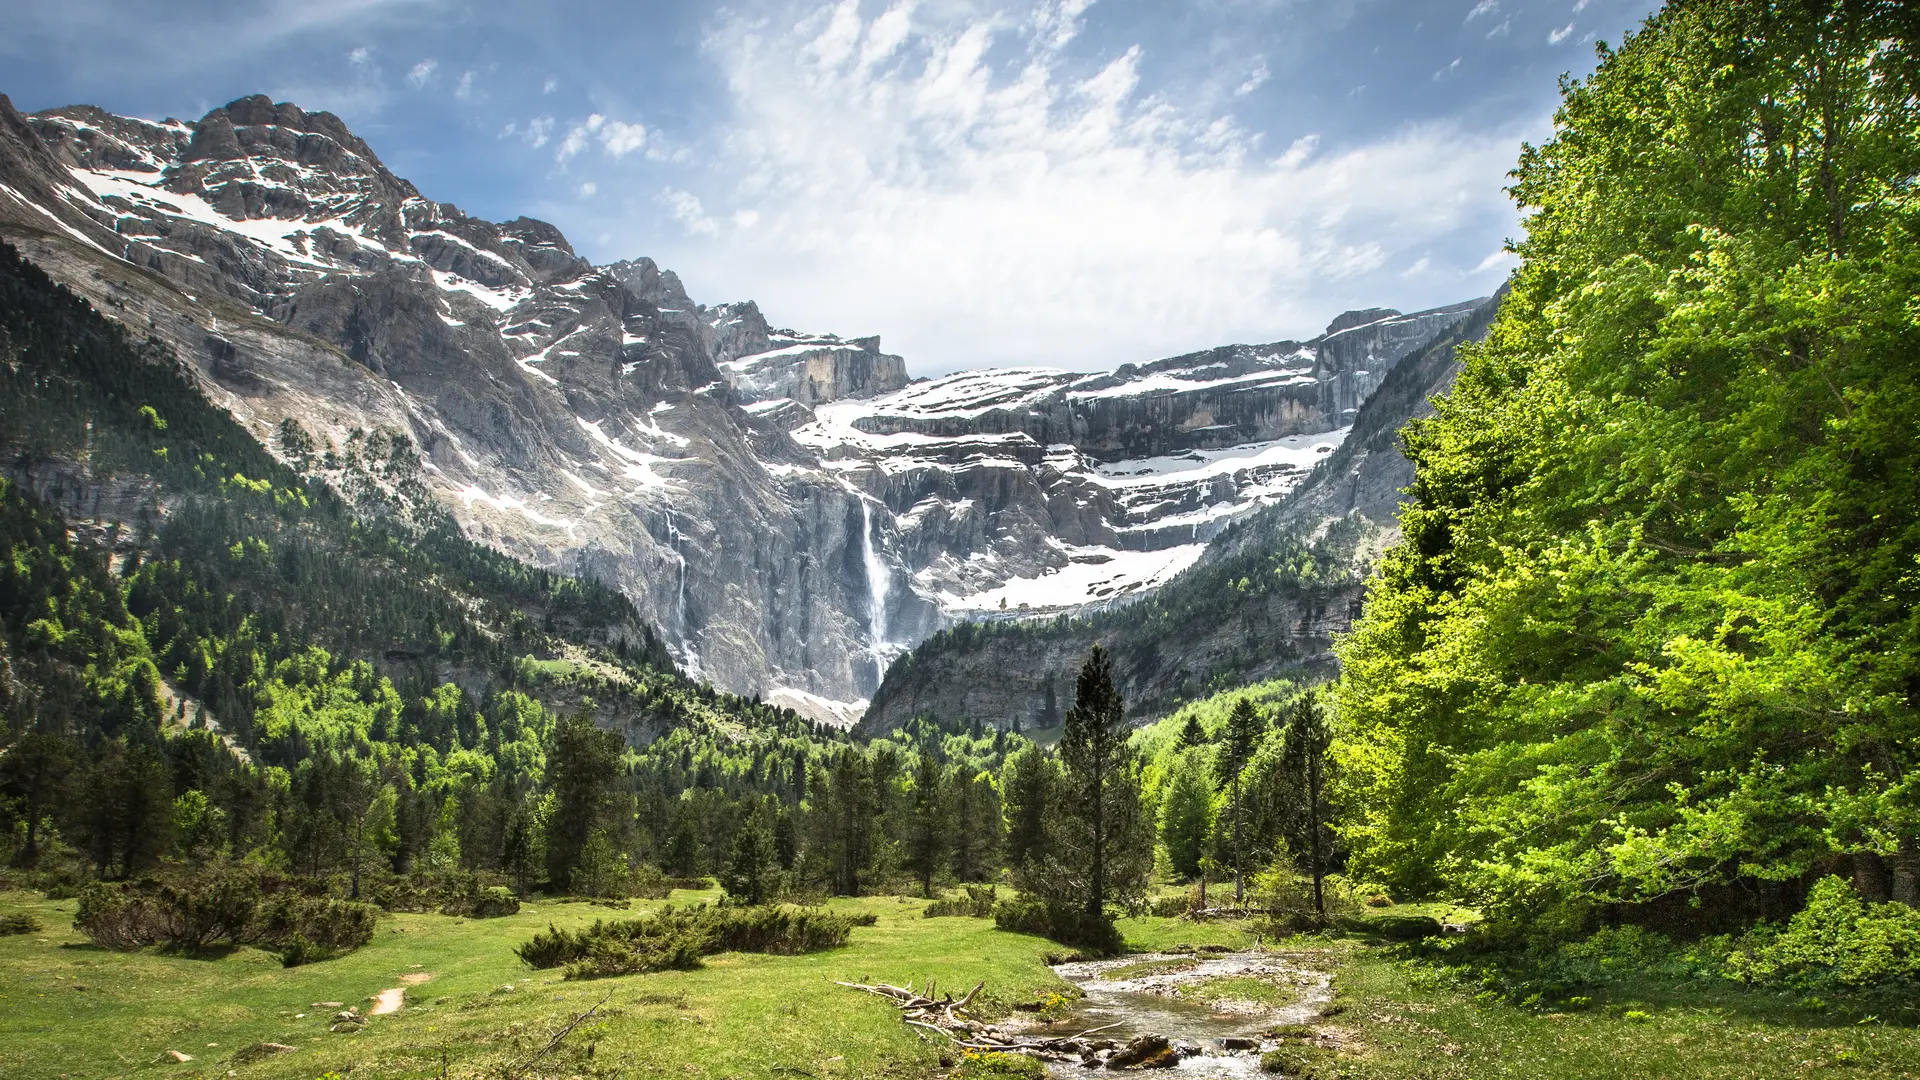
[903,751,948,897]
[722,799,781,905]
[1216,697,1264,904]
[1056,645,1151,919]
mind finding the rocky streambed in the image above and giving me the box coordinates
[1033,949,1332,1074]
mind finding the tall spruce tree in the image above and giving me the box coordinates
[1000,744,1056,880]
[903,751,949,897]
[1216,697,1264,904]
[1056,645,1151,919]
[544,713,627,892]
[1159,750,1214,883]
[1282,691,1334,914]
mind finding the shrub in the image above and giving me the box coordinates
[71,869,375,964]
[0,913,42,935]
[516,903,865,979]
[992,897,1124,956]
[955,1050,1048,1077]
[440,882,522,919]
[1728,877,1920,993]
[630,863,673,900]
[926,884,998,919]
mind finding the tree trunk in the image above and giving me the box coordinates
[1232,773,1244,906]
[1853,851,1892,903]
[1894,837,1920,908]
[1088,754,1106,919]
[1308,755,1324,915]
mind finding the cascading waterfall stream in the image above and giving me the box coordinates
[665,508,700,678]
[859,497,891,686]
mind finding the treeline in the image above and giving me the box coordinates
[1335,0,1920,939]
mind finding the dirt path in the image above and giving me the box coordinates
[369,971,432,1015]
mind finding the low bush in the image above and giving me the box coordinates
[992,897,1124,956]
[0,912,43,935]
[1727,876,1920,994]
[516,903,866,979]
[72,867,376,964]
[955,1049,1048,1078]
[439,882,522,919]
[630,863,674,900]
[926,884,997,919]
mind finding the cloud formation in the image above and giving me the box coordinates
[626,0,1523,372]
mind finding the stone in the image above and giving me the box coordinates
[1105,1034,1172,1069]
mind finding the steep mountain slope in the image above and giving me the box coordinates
[859,290,1503,733]
[0,91,1483,717]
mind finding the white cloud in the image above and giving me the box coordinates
[1434,56,1463,80]
[1235,60,1271,97]
[610,4,1522,372]
[348,46,371,67]
[554,113,647,162]
[1465,0,1499,21]
[1486,17,1511,38]
[1548,22,1575,44]
[1573,0,1591,11]
[455,70,475,99]
[660,188,719,236]
[1473,247,1516,272]
[579,181,597,197]
[542,75,559,94]
[509,115,555,149]
[599,119,648,157]
[405,58,437,89]
[1401,255,1431,278]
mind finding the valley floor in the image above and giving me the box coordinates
[0,889,1914,1080]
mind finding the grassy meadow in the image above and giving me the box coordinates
[3,888,1918,1080]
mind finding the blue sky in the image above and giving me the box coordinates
[5,0,1659,374]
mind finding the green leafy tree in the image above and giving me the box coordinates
[1334,0,1920,920]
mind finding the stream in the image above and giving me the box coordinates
[1037,950,1331,1075]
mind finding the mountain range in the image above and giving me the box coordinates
[0,92,1494,726]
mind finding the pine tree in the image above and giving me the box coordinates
[903,751,948,897]
[1159,750,1213,882]
[1216,697,1264,904]
[544,713,627,892]
[721,799,781,905]
[1177,712,1207,749]
[1282,691,1333,915]
[1000,745,1056,880]
[1056,645,1151,919]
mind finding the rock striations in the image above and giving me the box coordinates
[0,92,1484,722]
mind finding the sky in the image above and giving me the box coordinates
[3,0,1660,375]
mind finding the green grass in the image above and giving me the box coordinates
[1306,939,1920,1080]
[0,889,1069,1080]
[5,889,1919,1080]
[1188,974,1299,1008]
[1105,957,1198,980]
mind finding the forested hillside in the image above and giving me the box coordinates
[1335,0,1920,928]
[0,240,1029,907]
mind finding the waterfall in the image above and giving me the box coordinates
[859,497,891,682]
[665,508,701,678]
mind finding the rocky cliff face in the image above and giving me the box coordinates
[859,291,1503,733]
[0,91,1484,720]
